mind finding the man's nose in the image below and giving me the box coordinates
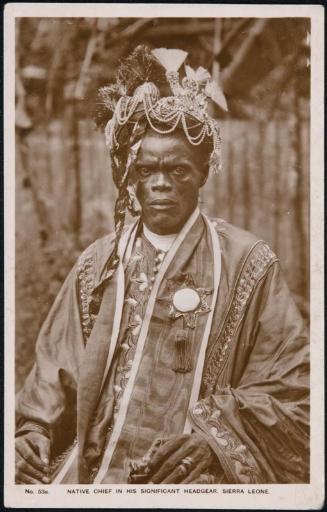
[151,172,172,191]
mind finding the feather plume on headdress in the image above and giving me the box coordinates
[117,45,167,95]
[205,80,228,112]
[185,65,211,83]
[94,45,167,129]
[95,84,126,129]
[151,48,188,72]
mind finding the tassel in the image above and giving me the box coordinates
[151,48,188,72]
[173,329,192,373]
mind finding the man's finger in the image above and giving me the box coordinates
[37,439,50,466]
[148,435,190,472]
[157,447,210,484]
[16,442,47,472]
[160,463,189,484]
[151,442,194,483]
[192,473,216,484]
[155,439,207,477]
[16,455,50,484]
[28,436,50,466]
[182,459,210,484]
[16,470,45,485]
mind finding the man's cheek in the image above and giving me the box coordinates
[178,184,194,200]
[135,183,146,205]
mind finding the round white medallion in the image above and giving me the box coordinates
[173,288,201,313]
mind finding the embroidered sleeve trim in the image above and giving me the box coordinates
[203,239,277,393]
[189,398,264,483]
[203,242,277,394]
[76,229,131,342]
[77,244,97,341]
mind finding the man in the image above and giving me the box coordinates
[15,46,309,485]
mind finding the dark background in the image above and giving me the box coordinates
[15,17,310,390]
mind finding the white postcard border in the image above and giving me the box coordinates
[4,3,325,509]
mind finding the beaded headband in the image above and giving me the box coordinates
[104,48,228,176]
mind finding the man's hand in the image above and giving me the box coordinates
[15,432,51,484]
[147,433,216,484]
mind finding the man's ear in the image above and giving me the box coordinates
[200,165,209,187]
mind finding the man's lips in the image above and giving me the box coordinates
[148,199,177,209]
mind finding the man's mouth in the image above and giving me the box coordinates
[149,199,177,210]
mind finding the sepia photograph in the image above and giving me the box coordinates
[4,3,324,509]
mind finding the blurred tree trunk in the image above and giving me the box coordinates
[290,82,309,304]
[64,103,82,246]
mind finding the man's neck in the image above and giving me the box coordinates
[142,207,200,252]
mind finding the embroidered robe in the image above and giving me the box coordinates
[16,214,309,484]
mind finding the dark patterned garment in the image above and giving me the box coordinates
[84,234,167,479]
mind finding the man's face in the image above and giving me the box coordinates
[131,130,208,235]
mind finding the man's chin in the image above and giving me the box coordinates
[142,211,181,235]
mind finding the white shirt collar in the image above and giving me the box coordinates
[143,225,177,253]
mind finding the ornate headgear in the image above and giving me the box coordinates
[95,46,227,285]
[102,47,227,179]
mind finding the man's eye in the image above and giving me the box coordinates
[173,167,186,176]
[139,167,151,177]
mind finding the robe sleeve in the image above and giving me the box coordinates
[190,260,309,484]
[15,259,87,452]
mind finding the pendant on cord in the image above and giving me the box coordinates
[167,273,212,328]
[163,273,212,373]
